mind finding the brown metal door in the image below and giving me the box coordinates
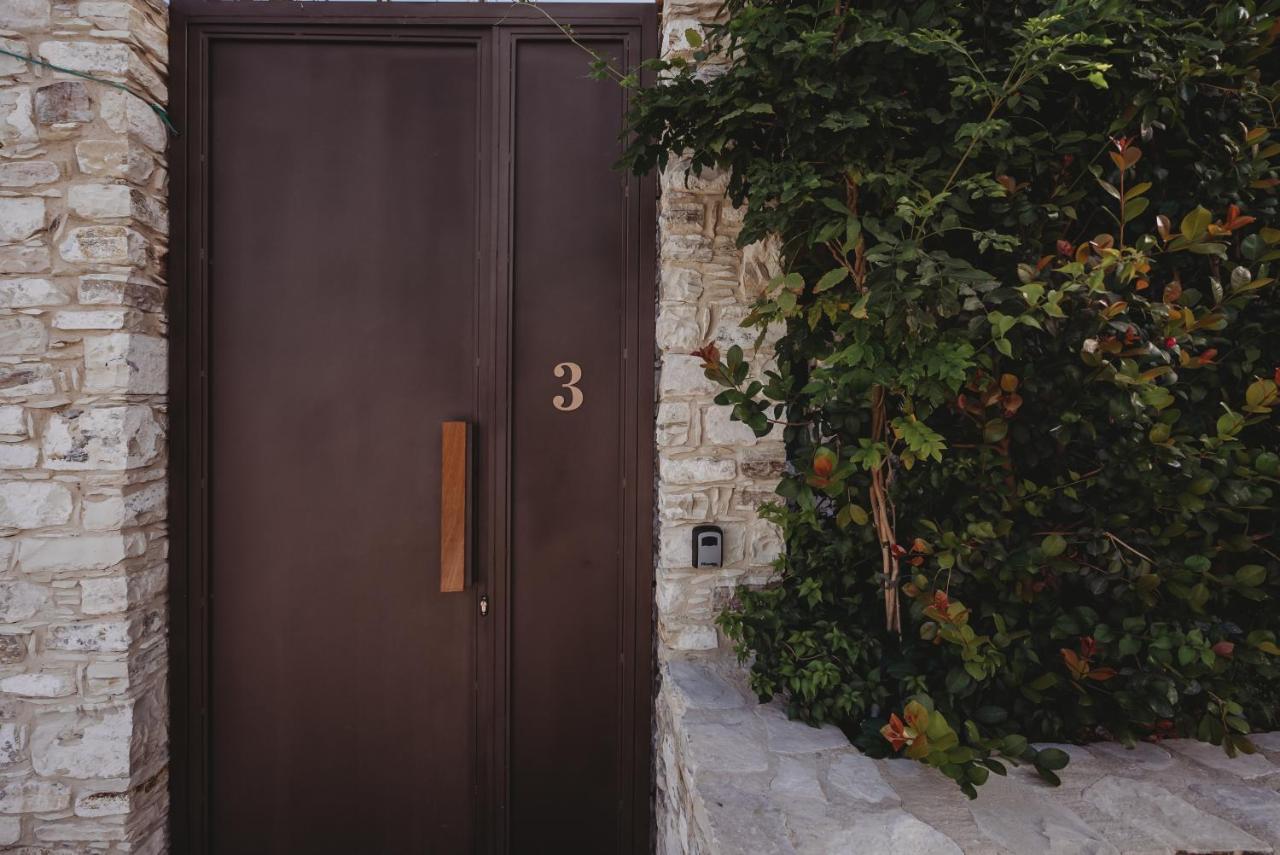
[171,7,655,854]
[206,37,488,853]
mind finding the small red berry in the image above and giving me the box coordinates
[1164,337,1177,349]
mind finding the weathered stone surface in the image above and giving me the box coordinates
[0,723,27,766]
[0,481,72,529]
[0,633,28,664]
[34,81,92,126]
[0,161,60,188]
[82,333,166,394]
[47,619,130,652]
[660,454,737,485]
[0,442,39,469]
[1165,735,1280,779]
[42,405,161,470]
[826,752,899,805]
[0,778,70,814]
[0,579,47,621]
[0,0,50,29]
[0,197,45,243]
[0,672,75,699]
[658,653,1280,855]
[1084,775,1268,853]
[0,315,48,355]
[37,41,130,76]
[59,225,147,265]
[79,575,127,615]
[759,705,848,755]
[18,534,130,573]
[31,705,131,779]
[0,277,68,307]
[668,659,744,711]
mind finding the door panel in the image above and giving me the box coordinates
[508,37,631,851]
[207,39,484,853]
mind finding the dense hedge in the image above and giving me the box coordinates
[621,0,1280,793]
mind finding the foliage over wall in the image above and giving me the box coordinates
[621,0,1280,793]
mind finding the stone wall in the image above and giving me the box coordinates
[655,0,786,656]
[658,652,1280,855]
[0,0,169,849]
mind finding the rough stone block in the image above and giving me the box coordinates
[1084,775,1267,853]
[47,619,131,652]
[0,161,60,188]
[0,777,71,814]
[0,277,70,308]
[0,363,56,398]
[0,633,28,665]
[0,579,47,621]
[0,197,45,243]
[31,704,132,779]
[0,315,48,355]
[826,753,899,805]
[38,41,131,76]
[0,404,26,437]
[83,333,166,394]
[0,722,26,766]
[660,454,737,485]
[34,81,94,125]
[59,225,148,265]
[0,481,73,529]
[0,672,75,699]
[0,442,39,469]
[0,0,50,29]
[18,534,130,573]
[43,405,162,470]
[80,575,127,615]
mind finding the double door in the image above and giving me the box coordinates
[171,8,655,852]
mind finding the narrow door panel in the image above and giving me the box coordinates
[208,40,483,853]
[509,38,630,851]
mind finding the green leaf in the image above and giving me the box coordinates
[1235,565,1267,587]
[1041,535,1067,558]
[1181,206,1213,241]
[1035,747,1070,772]
[814,267,849,293]
[683,27,703,48]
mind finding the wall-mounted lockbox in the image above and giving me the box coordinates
[692,525,723,568]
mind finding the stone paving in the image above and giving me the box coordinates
[657,652,1280,855]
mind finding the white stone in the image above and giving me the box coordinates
[80,575,128,615]
[38,41,131,76]
[1252,731,1280,752]
[662,265,703,303]
[0,579,47,621]
[0,0,50,29]
[659,491,712,522]
[0,314,48,354]
[35,819,127,842]
[0,481,73,529]
[660,354,720,397]
[68,183,132,220]
[747,519,783,566]
[0,722,26,765]
[0,442,38,468]
[43,406,162,470]
[0,671,75,698]
[52,308,136,330]
[657,402,692,447]
[667,660,744,710]
[821,808,963,855]
[1085,740,1174,772]
[758,704,849,754]
[660,455,737,485]
[31,704,132,779]
[83,333,167,394]
[59,225,148,265]
[0,197,45,243]
[19,534,129,573]
[0,815,18,845]
[47,619,131,652]
[0,89,37,153]
[657,305,704,351]
[0,245,51,275]
[703,405,760,446]
[0,277,69,307]
[1165,737,1280,780]
[684,722,769,775]
[0,160,60,188]
[770,756,826,803]
[1084,775,1267,853]
[0,405,25,436]
[0,777,71,813]
[826,753,900,805]
[968,771,1117,855]
[666,623,719,651]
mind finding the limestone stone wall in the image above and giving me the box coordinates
[0,0,169,849]
[655,0,786,656]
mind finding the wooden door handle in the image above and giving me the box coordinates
[440,421,471,593]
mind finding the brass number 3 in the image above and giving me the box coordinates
[553,362,583,412]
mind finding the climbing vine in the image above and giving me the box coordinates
[620,0,1280,794]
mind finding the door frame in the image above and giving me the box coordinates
[167,3,658,851]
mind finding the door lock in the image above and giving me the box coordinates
[479,594,489,617]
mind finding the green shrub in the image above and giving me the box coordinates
[622,0,1280,794]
